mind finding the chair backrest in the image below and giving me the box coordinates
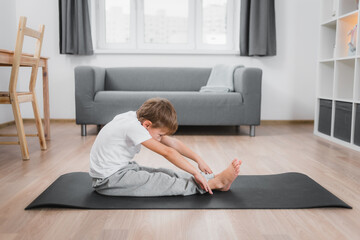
[9,16,45,94]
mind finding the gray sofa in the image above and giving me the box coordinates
[75,66,262,136]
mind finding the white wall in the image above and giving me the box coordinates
[0,0,17,123]
[0,0,320,124]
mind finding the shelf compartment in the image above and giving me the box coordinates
[339,0,359,16]
[320,21,337,60]
[334,101,353,142]
[354,104,360,146]
[336,12,358,58]
[318,61,335,98]
[321,0,338,22]
[354,58,360,100]
[318,99,333,136]
[334,59,355,100]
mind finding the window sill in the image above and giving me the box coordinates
[94,49,240,55]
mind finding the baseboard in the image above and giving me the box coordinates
[23,118,76,123]
[0,120,15,129]
[0,119,76,129]
[260,120,314,125]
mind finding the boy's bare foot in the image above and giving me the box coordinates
[208,159,241,191]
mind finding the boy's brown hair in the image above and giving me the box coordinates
[137,98,178,135]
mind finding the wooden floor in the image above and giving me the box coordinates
[0,122,359,240]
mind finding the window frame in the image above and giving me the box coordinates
[91,0,240,54]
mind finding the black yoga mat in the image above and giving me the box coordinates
[25,172,351,210]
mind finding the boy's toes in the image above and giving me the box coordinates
[231,159,242,170]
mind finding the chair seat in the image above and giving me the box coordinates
[0,91,33,104]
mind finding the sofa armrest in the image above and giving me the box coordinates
[234,68,262,125]
[74,66,106,124]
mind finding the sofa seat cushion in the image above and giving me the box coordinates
[93,91,244,125]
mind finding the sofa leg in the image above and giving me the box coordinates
[250,125,255,137]
[81,124,87,136]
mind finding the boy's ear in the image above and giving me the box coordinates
[142,120,152,129]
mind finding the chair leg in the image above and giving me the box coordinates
[250,125,256,137]
[11,99,30,160]
[81,124,87,136]
[32,94,47,150]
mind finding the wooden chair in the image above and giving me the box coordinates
[0,16,47,160]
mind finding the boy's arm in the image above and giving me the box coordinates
[160,136,213,174]
[142,138,213,194]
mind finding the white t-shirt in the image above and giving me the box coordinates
[89,111,152,179]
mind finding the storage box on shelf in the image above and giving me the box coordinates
[315,0,360,151]
[354,104,360,146]
[334,101,353,142]
[318,99,333,136]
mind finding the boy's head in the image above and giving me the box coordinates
[137,98,178,137]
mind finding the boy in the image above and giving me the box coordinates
[90,97,241,196]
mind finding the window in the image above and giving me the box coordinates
[143,0,188,44]
[97,0,135,49]
[202,0,228,45]
[105,0,130,44]
[94,0,239,53]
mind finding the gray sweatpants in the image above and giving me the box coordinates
[92,161,215,197]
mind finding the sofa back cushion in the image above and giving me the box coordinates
[105,67,211,91]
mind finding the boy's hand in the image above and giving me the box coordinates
[197,160,213,174]
[194,173,213,195]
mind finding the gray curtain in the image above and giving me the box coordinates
[240,0,276,56]
[59,0,93,55]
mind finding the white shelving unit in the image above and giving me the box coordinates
[315,0,360,151]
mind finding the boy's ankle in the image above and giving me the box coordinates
[208,178,223,190]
